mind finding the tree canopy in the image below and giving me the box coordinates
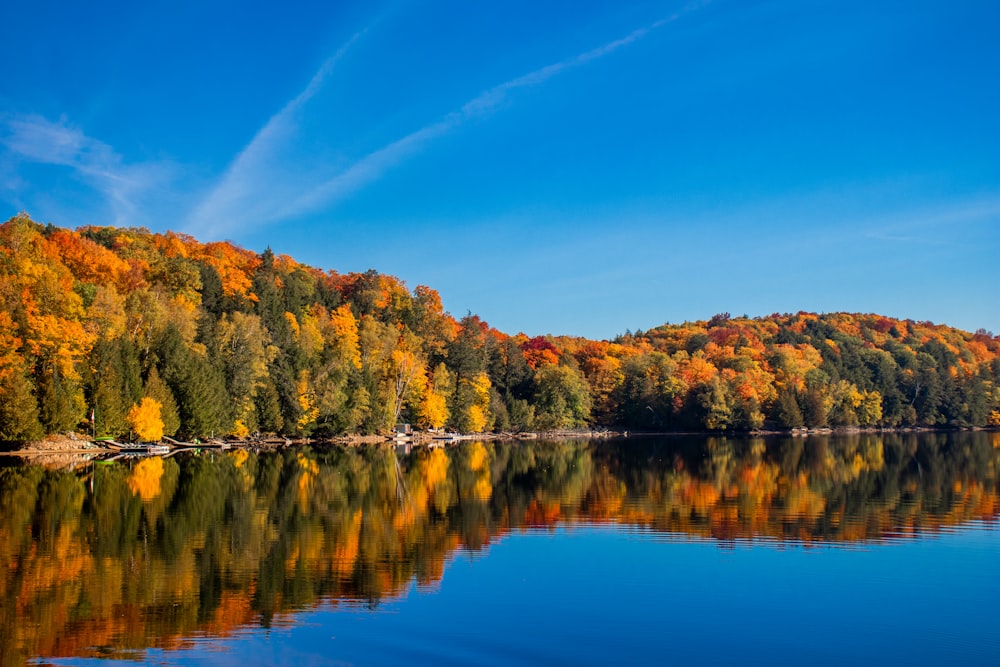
[1,215,998,440]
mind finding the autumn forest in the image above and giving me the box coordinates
[1,214,998,443]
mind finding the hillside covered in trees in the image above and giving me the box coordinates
[1,214,998,442]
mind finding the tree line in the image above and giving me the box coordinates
[1,214,998,441]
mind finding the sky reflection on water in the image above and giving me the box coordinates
[6,433,1000,666]
[40,522,1000,667]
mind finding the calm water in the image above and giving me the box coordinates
[1,433,998,666]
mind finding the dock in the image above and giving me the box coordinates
[99,440,171,455]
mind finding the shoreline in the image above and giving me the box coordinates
[2,425,996,457]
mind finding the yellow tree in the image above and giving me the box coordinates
[410,285,457,360]
[575,341,625,424]
[127,397,164,441]
[389,345,427,425]
[456,372,491,433]
[296,370,319,434]
[311,304,364,433]
[771,343,823,393]
[418,364,450,429]
[857,390,884,426]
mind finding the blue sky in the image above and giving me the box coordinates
[2,0,998,339]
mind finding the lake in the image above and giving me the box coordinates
[1,432,998,666]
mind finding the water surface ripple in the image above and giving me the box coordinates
[2,432,997,665]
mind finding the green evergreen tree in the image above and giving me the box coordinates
[266,359,301,435]
[801,387,830,428]
[733,396,764,430]
[254,376,284,434]
[489,389,511,432]
[0,367,43,441]
[198,262,225,316]
[505,396,535,432]
[156,324,232,438]
[489,338,534,400]
[85,338,142,438]
[447,313,488,384]
[913,362,944,425]
[36,365,85,433]
[775,388,804,428]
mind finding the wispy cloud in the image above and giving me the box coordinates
[191,5,704,237]
[185,30,368,236]
[457,18,673,117]
[1,114,171,225]
[861,197,1000,245]
[285,10,695,219]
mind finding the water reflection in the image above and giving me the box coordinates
[1,432,997,663]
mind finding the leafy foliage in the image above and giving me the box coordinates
[1,216,999,440]
[127,397,164,442]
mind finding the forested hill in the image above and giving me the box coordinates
[1,214,998,442]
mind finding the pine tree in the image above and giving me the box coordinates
[254,376,284,434]
[776,389,804,428]
[156,324,232,438]
[36,365,85,433]
[0,367,43,441]
[85,338,142,438]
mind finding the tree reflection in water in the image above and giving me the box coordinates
[0,432,997,662]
